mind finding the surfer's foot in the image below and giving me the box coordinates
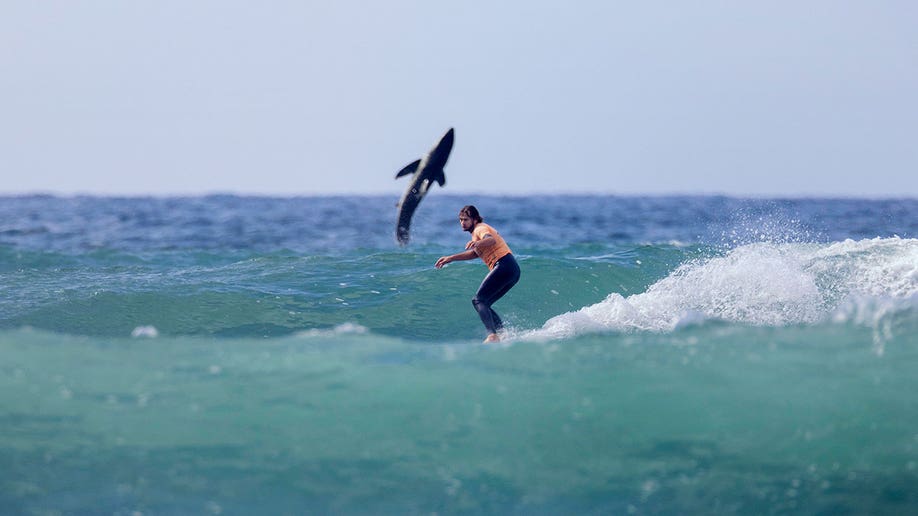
[484,333,500,343]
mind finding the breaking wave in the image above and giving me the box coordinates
[531,237,918,342]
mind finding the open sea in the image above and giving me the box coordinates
[1,194,917,515]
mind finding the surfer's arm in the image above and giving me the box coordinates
[435,249,478,269]
[466,234,496,251]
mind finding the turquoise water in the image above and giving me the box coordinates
[1,195,917,513]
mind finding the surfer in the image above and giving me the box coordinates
[435,205,520,343]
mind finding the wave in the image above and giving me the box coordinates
[3,238,916,345]
[0,243,686,340]
[3,319,918,514]
[530,237,918,344]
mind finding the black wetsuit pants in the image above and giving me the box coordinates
[472,254,521,334]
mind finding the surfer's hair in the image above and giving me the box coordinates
[460,205,483,223]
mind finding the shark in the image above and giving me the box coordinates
[394,127,454,245]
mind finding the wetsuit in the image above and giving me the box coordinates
[470,223,520,334]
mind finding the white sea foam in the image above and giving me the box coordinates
[130,325,159,338]
[296,322,369,338]
[531,237,918,340]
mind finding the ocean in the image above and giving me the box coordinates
[1,194,916,514]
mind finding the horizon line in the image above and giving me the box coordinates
[1,189,915,201]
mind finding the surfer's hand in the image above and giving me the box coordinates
[435,256,450,268]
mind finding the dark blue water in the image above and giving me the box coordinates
[2,195,912,253]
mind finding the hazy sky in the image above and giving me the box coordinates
[2,1,916,197]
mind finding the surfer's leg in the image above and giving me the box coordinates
[490,308,503,331]
[472,256,520,334]
[472,292,501,334]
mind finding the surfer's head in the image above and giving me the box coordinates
[459,205,482,232]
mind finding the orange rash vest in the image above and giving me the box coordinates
[472,223,512,270]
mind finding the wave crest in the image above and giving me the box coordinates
[533,237,918,339]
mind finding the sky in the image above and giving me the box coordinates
[2,1,916,198]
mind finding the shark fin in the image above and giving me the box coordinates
[395,159,421,179]
[434,169,446,187]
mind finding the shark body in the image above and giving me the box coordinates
[394,128,454,245]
